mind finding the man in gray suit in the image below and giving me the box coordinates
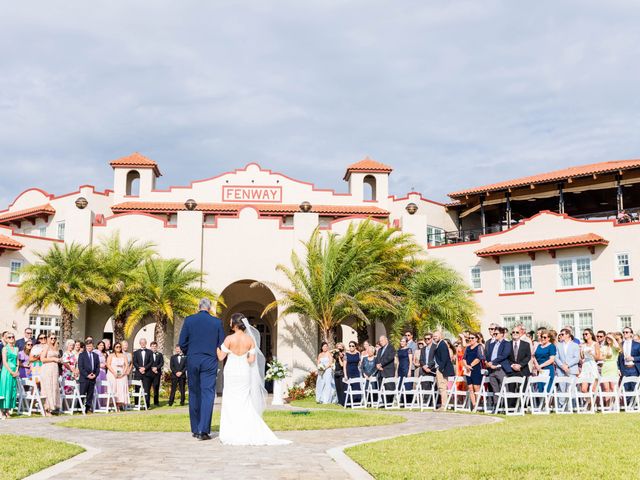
[555,328,580,408]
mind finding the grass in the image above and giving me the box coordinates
[289,397,344,410]
[0,434,84,480]
[346,413,640,479]
[57,409,405,432]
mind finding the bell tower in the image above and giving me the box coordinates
[343,157,392,205]
[110,152,162,201]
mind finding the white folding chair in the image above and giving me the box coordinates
[445,376,470,411]
[473,376,493,413]
[129,379,148,411]
[344,378,365,409]
[378,377,399,409]
[364,378,380,408]
[553,376,576,414]
[417,375,437,411]
[526,375,551,414]
[620,376,640,413]
[596,377,620,414]
[398,377,420,409]
[17,378,46,416]
[575,379,597,414]
[94,380,118,413]
[494,376,525,415]
[60,379,86,415]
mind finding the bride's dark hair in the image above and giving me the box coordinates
[230,313,247,331]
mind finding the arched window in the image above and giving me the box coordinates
[126,170,141,196]
[363,175,377,201]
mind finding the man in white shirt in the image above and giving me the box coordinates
[619,328,640,387]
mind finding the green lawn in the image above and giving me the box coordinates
[0,435,84,480]
[346,414,640,479]
[289,397,344,410]
[57,409,405,432]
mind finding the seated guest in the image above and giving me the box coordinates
[15,328,34,351]
[533,330,556,392]
[485,327,512,408]
[78,340,100,413]
[618,327,640,390]
[107,342,130,411]
[169,345,187,406]
[150,341,164,407]
[462,332,484,409]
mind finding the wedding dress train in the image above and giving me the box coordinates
[218,344,291,446]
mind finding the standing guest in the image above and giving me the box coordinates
[73,341,82,378]
[150,341,164,407]
[578,329,601,394]
[487,323,499,348]
[106,342,130,411]
[29,333,47,383]
[431,331,455,411]
[78,341,100,413]
[39,334,62,415]
[462,332,484,409]
[600,333,620,403]
[102,338,112,354]
[485,327,512,408]
[596,330,607,347]
[618,327,640,389]
[315,342,335,404]
[0,331,6,369]
[375,336,396,406]
[121,340,133,376]
[344,341,362,405]
[333,343,347,406]
[395,337,413,404]
[562,326,580,345]
[168,345,187,407]
[61,339,78,395]
[413,340,424,377]
[508,328,531,379]
[0,332,19,418]
[454,335,467,390]
[18,340,33,379]
[94,341,108,403]
[419,333,435,375]
[533,330,556,392]
[404,331,417,375]
[361,345,377,381]
[555,329,580,384]
[16,328,34,351]
[133,338,154,408]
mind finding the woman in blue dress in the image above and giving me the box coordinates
[396,338,414,405]
[533,329,557,392]
[462,332,484,410]
[344,341,362,404]
[315,342,336,404]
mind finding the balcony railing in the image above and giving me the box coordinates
[428,225,503,246]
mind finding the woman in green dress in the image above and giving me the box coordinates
[600,333,620,407]
[0,332,19,418]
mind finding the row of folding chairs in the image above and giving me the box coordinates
[14,377,149,416]
[344,376,440,410]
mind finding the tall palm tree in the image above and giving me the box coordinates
[116,258,218,352]
[97,233,156,342]
[16,243,110,341]
[399,258,480,337]
[265,220,414,347]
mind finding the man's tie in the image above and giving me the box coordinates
[514,341,519,360]
[90,352,94,371]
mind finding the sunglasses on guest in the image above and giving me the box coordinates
[623,330,632,334]
[541,335,549,339]
[7,335,15,339]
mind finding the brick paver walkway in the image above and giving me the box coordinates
[2,401,496,480]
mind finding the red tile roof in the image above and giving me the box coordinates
[475,233,608,257]
[0,204,56,224]
[344,157,393,180]
[109,152,162,177]
[111,201,389,217]
[448,159,640,198]
[0,234,23,250]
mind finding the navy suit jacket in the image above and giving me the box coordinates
[618,340,640,376]
[179,310,225,362]
[433,341,455,377]
[78,350,100,382]
[486,339,513,374]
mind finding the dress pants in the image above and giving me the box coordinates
[435,371,448,410]
[487,369,505,410]
[79,380,96,412]
[151,372,162,406]
[334,373,346,406]
[134,374,153,407]
[187,355,217,435]
[169,374,186,405]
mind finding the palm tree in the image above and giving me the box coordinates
[97,233,156,342]
[116,258,218,352]
[264,220,415,347]
[16,243,110,341]
[400,258,480,337]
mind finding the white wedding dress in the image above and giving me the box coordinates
[218,343,291,446]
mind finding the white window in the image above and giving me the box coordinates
[616,253,631,278]
[29,314,61,337]
[618,315,633,330]
[501,263,532,292]
[501,314,533,331]
[427,225,445,246]
[57,221,66,240]
[38,226,47,237]
[557,257,592,288]
[470,267,481,290]
[9,260,22,284]
[559,310,593,337]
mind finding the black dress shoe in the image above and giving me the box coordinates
[198,433,212,441]
[193,433,200,439]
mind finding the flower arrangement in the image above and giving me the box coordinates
[265,358,288,381]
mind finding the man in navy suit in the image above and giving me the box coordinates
[179,298,225,441]
[430,331,455,411]
[485,327,513,410]
[78,340,100,413]
[618,327,640,390]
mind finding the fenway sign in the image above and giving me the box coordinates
[222,185,283,203]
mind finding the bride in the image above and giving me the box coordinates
[217,313,291,446]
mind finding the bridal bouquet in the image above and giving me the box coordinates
[265,358,287,381]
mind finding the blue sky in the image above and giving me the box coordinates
[1,1,640,207]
